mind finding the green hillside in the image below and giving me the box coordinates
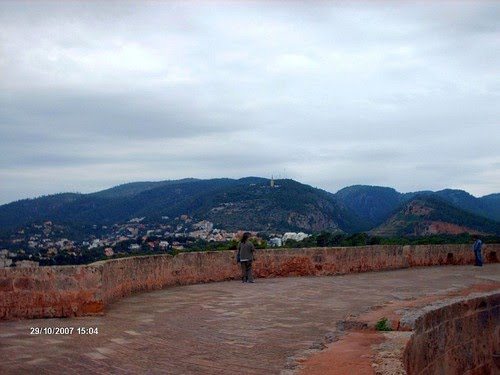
[334,185,411,229]
[0,178,353,234]
[0,178,498,236]
[371,196,500,236]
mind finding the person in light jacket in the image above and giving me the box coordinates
[237,232,256,283]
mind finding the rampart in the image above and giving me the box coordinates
[1,244,498,320]
[401,291,500,374]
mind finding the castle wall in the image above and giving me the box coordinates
[0,265,103,319]
[402,291,500,374]
[1,244,498,320]
[99,251,239,304]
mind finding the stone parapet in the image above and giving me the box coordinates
[401,291,500,374]
[99,250,239,304]
[0,244,498,320]
[0,265,103,319]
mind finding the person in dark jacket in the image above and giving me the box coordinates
[237,232,256,283]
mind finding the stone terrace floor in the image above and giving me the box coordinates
[1,264,499,375]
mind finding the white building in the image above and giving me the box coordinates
[268,238,283,247]
[0,258,13,267]
[282,232,310,243]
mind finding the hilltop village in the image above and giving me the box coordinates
[0,216,309,267]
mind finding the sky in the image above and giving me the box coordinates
[1,1,499,205]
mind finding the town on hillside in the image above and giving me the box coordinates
[0,216,309,267]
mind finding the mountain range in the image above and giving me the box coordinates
[0,177,498,236]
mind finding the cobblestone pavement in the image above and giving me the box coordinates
[1,265,499,375]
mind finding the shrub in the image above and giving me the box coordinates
[375,317,393,331]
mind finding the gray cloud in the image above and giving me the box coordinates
[0,1,499,204]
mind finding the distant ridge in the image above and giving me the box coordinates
[334,185,411,230]
[90,178,200,199]
[370,195,500,236]
[0,178,498,236]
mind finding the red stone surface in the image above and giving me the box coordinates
[0,265,498,375]
[402,291,500,374]
[299,283,500,375]
[0,265,103,320]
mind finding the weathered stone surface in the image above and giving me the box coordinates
[0,265,104,320]
[1,265,498,375]
[402,291,500,375]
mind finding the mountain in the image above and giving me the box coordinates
[0,178,498,236]
[192,179,362,233]
[333,185,500,228]
[334,185,414,230]
[481,194,500,222]
[90,178,199,199]
[370,195,500,236]
[0,193,83,230]
[433,189,500,222]
[0,178,248,230]
[0,178,356,234]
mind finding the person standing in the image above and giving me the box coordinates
[237,232,256,283]
[473,235,483,267]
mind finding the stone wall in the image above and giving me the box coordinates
[0,244,498,320]
[0,265,103,319]
[402,291,500,375]
[99,251,239,304]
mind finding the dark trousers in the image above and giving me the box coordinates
[240,261,253,282]
[474,248,483,266]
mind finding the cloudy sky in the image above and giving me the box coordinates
[1,1,499,204]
